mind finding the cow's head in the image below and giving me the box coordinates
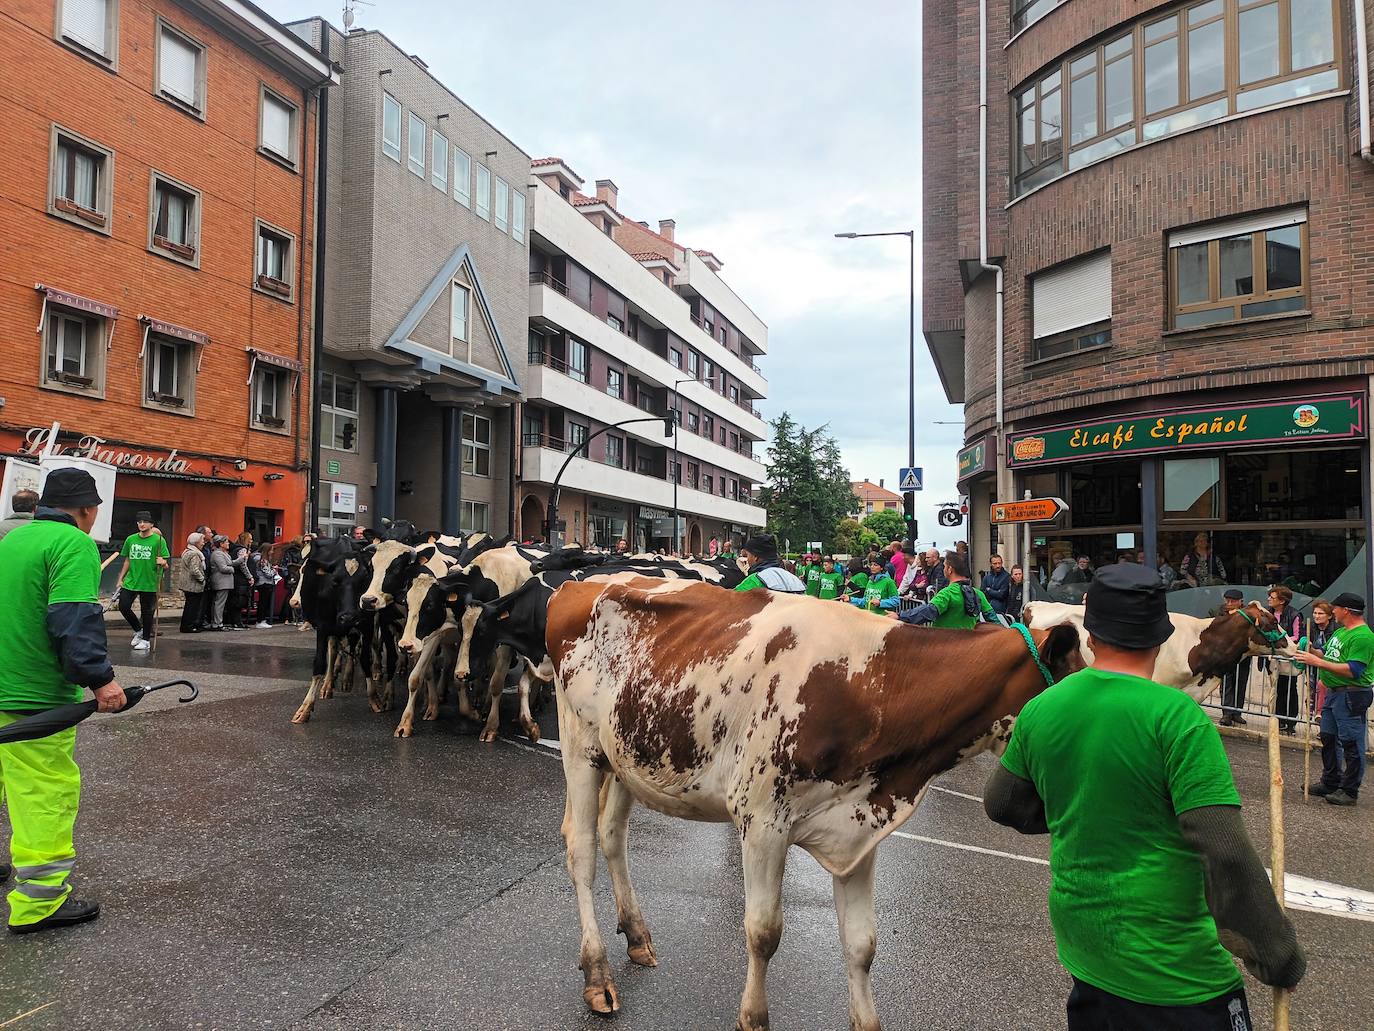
[397,570,442,653]
[332,553,372,630]
[453,569,506,680]
[1188,601,1296,681]
[361,540,422,610]
[530,545,603,575]
[470,578,550,671]
[1036,621,1087,684]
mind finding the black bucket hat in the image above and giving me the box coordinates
[741,533,779,564]
[1083,564,1174,650]
[39,468,103,509]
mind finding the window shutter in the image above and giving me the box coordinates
[160,28,200,105]
[1168,207,1306,248]
[262,94,293,157]
[1032,250,1112,339]
[63,0,107,52]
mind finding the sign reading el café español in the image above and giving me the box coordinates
[1006,394,1365,468]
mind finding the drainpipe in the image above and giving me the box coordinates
[307,27,332,533]
[1356,0,1373,165]
[978,0,1009,555]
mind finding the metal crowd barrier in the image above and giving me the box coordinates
[1197,658,1374,756]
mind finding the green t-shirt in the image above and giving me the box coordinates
[847,571,869,597]
[817,569,845,600]
[0,518,103,708]
[1318,622,1374,691]
[1000,668,1244,1006]
[861,574,898,607]
[926,581,996,628]
[803,565,823,597]
[120,531,170,592]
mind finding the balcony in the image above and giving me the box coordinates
[689,312,766,379]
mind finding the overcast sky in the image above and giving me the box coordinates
[267,0,966,546]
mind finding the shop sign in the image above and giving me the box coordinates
[957,437,992,480]
[332,484,357,514]
[19,426,194,475]
[326,459,341,476]
[1006,394,1365,469]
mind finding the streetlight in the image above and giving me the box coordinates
[546,415,675,549]
[671,374,713,556]
[836,228,916,541]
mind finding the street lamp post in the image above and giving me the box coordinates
[546,415,675,550]
[836,229,916,541]
[670,375,703,557]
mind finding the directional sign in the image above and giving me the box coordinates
[989,497,1068,524]
[898,466,923,492]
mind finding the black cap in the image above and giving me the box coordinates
[135,510,154,523]
[1223,588,1244,600]
[1332,592,1366,614]
[39,468,103,509]
[1083,564,1174,650]
[741,533,779,563]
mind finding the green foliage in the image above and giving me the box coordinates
[831,519,868,557]
[862,508,908,543]
[757,413,854,553]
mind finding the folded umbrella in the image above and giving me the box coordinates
[0,679,198,745]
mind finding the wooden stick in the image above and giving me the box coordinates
[1301,668,1312,799]
[1268,670,1291,1031]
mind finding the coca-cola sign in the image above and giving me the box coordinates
[21,426,194,475]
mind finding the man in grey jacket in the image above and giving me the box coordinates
[0,489,39,541]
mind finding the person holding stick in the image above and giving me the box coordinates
[984,564,1305,1029]
[114,511,169,652]
[0,468,124,932]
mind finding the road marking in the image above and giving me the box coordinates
[890,830,1049,866]
[931,785,983,803]
[1,1003,55,1028]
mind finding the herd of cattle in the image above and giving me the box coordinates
[286,525,744,739]
[283,525,1298,1030]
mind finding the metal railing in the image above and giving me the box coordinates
[1194,658,1373,752]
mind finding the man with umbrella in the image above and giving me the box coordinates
[0,468,124,933]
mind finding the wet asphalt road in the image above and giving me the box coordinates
[0,624,1371,1031]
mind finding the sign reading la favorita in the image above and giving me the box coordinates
[18,426,195,474]
[1006,394,1365,469]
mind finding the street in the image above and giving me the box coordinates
[0,625,1371,1031]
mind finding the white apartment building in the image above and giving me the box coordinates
[520,159,768,553]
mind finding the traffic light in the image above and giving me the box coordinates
[341,421,357,450]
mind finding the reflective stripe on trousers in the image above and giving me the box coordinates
[0,714,81,926]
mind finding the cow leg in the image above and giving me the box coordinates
[395,634,440,737]
[291,630,331,724]
[319,638,339,700]
[478,645,510,742]
[600,776,654,967]
[737,833,788,1031]
[561,730,617,1015]
[422,644,444,722]
[833,849,880,1031]
[515,667,542,742]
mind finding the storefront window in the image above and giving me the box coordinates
[1069,460,1142,527]
[1163,457,1221,519]
[1225,447,1362,522]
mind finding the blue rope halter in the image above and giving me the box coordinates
[1010,621,1057,688]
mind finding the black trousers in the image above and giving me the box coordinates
[1221,660,1249,714]
[118,590,157,641]
[179,591,205,633]
[1067,978,1252,1031]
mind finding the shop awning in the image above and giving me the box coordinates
[35,285,120,344]
[119,467,253,487]
[140,315,210,368]
[245,347,305,388]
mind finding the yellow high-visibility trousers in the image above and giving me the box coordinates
[0,714,80,927]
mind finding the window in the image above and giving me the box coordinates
[730,479,739,501]
[1012,0,1065,33]
[251,365,288,429]
[605,435,624,468]
[260,87,297,165]
[1031,250,1112,360]
[568,422,588,453]
[50,127,112,232]
[687,462,699,489]
[44,309,104,394]
[568,339,589,383]
[718,327,727,345]
[319,480,358,537]
[255,222,294,301]
[1164,457,1222,519]
[703,474,713,494]
[148,173,200,265]
[702,414,714,438]
[606,314,624,332]
[58,0,117,63]
[407,113,425,177]
[688,351,699,377]
[476,165,491,220]
[462,413,491,476]
[670,349,682,370]
[462,501,489,534]
[1013,0,1340,197]
[1169,208,1307,328]
[145,335,195,411]
[606,368,623,399]
[701,359,713,385]
[382,93,401,161]
[432,132,449,192]
[511,189,526,243]
[156,21,205,115]
[688,411,699,433]
[454,148,471,206]
[729,385,739,404]
[494,177,510,232]
[451,282,470,343]
[320,373,358,452]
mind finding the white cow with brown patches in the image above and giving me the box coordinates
[546,578,1083,1031]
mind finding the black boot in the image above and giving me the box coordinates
[8,897,101,934]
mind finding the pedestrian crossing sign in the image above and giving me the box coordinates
[899,467,923,492]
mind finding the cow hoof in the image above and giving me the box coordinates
[736,1014,769,1031]
[423,707,439,722]
[479,729,498,743]
[290,707,312,725]
[627,941,657,967]
[522,720,541,742]
[583,983,620,1016]
[368,700,384,714]
[394,723,413,738]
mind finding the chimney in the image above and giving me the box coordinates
[879,478,884,489]
[595,179,618,208]
[658,219,675,241]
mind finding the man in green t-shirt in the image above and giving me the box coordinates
[733,534,805,594]
[849,556,898,612]
[802,554,824,598]
[115,510,170,652]
[1293,591,1374,806]
[816,557,845,601]
[897,551,995,628]
[0,468,124,934]
[985,564,1304,1028]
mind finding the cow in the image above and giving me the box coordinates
[1023,599,1295,697]
[545,578,1083,1030]
[290,538,370,724]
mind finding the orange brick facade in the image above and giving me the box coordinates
[0,0,324,549]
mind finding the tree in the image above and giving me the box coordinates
[757,412,855,554]
[862,509,907,543]
[832,518,877,557]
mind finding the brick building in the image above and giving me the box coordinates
[851,479,904,519]
[925,0,1374,610]
[285,19,526,537]
[0,0,333,562]
[522,162,768,552]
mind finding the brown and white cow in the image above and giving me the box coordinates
[546,578,1083,1031]
[1023,599,1295,697]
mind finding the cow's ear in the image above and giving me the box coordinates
[498,611,511,621]
[1039,622,1084,681]
[446,591,459,602]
